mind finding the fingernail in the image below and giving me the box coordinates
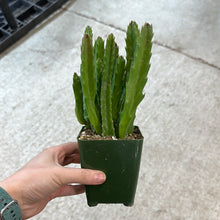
[94,172,106,183]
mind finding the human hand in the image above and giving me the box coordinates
[0,143,106,219]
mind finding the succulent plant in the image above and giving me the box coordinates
[73,21,153,139]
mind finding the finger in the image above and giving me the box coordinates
[54,142,79,156]
[25,143,79,168]
[53,143,79,165]
[50,185,85,200]
[63,154,80,166]
[57,167,106,185]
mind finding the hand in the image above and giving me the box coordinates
[0,143,106,219]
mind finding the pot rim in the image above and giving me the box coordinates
[77,125,144,141]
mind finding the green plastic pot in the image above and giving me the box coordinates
[77,126,143,207]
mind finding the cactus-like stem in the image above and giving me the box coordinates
[127,112,136,134]
[101,34,117,136]
[119,23,153,139]
[111,42,119,93]
[81,32,101,134]
[95,58,103,98]
[83,95,91,129]
[119,22,140,127]
[125,21,140,80]
[112,56,125,137]
[94,37,104,122]
[72,73,87,125]
[94,37,104,88]
[84,26,93,39]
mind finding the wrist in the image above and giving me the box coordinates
[0,178,23,214]
[0,181,19,203]
[0,185,23,220]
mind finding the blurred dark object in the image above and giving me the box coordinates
[0,0,69,53]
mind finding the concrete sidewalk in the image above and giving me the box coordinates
[0,0,219,219]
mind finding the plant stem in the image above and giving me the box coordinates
[101,34,117,136]
[81,33,101,134]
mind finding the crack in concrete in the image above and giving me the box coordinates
[154,41,220,71]
[70,10,220,71]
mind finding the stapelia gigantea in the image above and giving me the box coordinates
[73,22,153,139]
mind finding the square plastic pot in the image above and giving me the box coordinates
[77,126,143,207]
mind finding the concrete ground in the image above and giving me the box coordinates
[0,0,219,219]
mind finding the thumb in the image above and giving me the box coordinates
[56,167,106,185]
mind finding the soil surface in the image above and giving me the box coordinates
[78,127,143,140]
